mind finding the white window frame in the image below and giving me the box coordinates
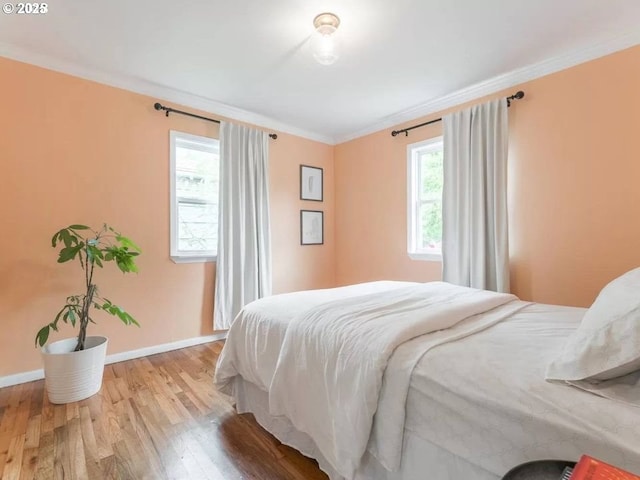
[169,130,219,263]
[407,136,443,262]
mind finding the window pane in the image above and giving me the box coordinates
[172,134,219,257]
[407,137,443,258]
[178,202,218,252]
[419,201,442,251]
[175,146,218,203]
[420,148,443,201]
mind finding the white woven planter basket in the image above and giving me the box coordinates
[41,336,108,404]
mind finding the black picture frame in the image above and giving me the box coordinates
[300,165,323,202]
[300,210,324,245]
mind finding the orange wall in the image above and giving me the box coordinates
[335,45,640,307]
[0,57,334,377]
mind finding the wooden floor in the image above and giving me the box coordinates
[0,341,328,480]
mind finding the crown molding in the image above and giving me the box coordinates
[0,42,334,145]
[2,27,639,147]
[335,28,640,144]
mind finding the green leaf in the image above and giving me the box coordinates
[52,306,66,328]
[89,245,104,260]
[60,229,72,247]
[57,247,74,263]
[115,308,126,322]
[68,308,76,327]
[57,243,83,263]
[68,224,90,230]
[117,235,142,253]
[35,326,50,347]
[123,311,140,327]
[114,307,136,326]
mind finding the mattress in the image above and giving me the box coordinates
[233,375,500,480]
[215,282,640,478]
[403,302,640,475]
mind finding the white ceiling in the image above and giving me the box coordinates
[1,0,639,144]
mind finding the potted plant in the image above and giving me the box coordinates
[35,224,141,404]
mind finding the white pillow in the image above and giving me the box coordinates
[546,267,640,382]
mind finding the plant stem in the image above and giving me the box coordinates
[75,283,96,351]
[84,246,89,290]
[76,231,100,351]
[89,260,95,287]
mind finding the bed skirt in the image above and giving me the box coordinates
[231,376,500,480]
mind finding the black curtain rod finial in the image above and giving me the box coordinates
[506,90,525,107]
[154,102,170,117]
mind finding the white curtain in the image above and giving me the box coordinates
[442,98,510,292]
[213,122,272,329]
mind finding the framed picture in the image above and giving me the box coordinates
[300,210,324,245]
[300,165,323,202]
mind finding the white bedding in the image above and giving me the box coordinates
[215,281,417,393]
[233,376,501,480]
[267,282,521,478]
[214,282,640,479]
[404,302,640,475]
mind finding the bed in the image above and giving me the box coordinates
[214,280,640,480]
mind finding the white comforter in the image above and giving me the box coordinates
[215,282,416,393]
[216,281,526,479]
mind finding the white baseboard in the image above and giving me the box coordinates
[0,332,227,389]
[0,369,44,388]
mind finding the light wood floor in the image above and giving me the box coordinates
[0,341,328,480]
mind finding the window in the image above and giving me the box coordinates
[407,137,444,261]
[170,131,220,262]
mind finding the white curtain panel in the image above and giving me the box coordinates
[214,122,272,330]
[442,98,510,293]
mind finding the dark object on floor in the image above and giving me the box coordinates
[502,460,577,480]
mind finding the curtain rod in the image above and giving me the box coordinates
[391,91,525,137]
[153,102,278,139]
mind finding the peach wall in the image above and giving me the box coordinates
[334,126,443,284]
[3,44,639,379]
[271,139,335,294]
[0,57,334,377]
[335,45,640,307]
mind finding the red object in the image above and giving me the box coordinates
[570,455,640,480]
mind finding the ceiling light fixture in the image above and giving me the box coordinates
[311,12,340,66]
